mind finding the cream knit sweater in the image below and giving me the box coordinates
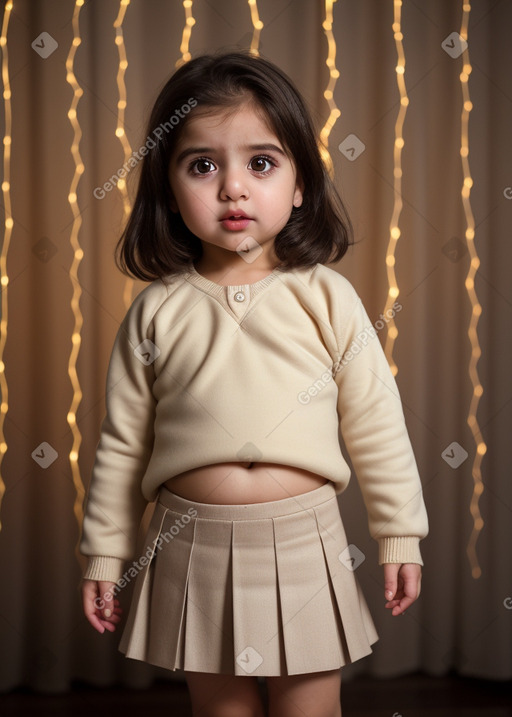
[80,263,428,582]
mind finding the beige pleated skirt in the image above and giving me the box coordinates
[118,482,378,676]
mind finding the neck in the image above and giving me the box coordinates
[195,245,280,286]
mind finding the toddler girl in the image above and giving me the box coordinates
[81,51,428,717]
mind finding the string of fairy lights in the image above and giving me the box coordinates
[113,0,135,310]
[319,0,340,178]
[460,2,485,580]
[0,2,486,578]
[247,0,264,56]
[0,1,13,530]
[383,0,407,378]
[176,0,195,69]
[65,0,86,560]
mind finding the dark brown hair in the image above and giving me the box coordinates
[116,51,353,281]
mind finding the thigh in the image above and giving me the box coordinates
[184,670,265,717]
[266,669,342,717]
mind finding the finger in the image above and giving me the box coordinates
[98,581,117,620]
[383,563,400,602]
[102,598,123,624]
[96,597,123,616]
[82,580,119,633]
[86,604,119,633]
[101,619,117,633]
[391,593,415,616]
[83,594,107,634]
[86,611,107,633]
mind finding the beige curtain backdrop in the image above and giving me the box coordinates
[0,0,511,693]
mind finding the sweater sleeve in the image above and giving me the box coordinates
[80,282,167,583]
[333,291,429,565]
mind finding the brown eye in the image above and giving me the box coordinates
[193,159,215,174]
[249,156,273,172]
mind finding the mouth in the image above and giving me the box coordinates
[220,211,252,231]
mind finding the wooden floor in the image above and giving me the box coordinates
[1,672,511,716]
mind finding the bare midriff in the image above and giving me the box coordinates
[163,462,329,504]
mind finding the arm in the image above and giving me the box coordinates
[80,283,166,628]
[333,294,428,611]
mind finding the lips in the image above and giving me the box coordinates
[220,210,252,231]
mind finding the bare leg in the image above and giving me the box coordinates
[266,669,342,717]
[184,670,265,717]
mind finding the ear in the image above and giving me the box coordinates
[293,178,304,208]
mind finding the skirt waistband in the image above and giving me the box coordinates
[157,480,337,521]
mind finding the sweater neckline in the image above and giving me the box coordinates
[184,264,284,299]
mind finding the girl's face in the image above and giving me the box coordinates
[168,102,303,265]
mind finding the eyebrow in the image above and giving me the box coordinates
[175,143,286,164]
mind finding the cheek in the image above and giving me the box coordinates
[171,182,200,216]
[183,186,213,216]
[269,182,299,211]
[175,187,217,232]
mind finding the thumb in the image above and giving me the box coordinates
[98,580,116,619]
[383,563,400,601]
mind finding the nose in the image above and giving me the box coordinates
[219,165,249,201]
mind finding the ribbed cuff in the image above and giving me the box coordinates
[378,536,423,565]
[82,556,126,583]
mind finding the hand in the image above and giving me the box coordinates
[82,579,123,634]
[383,563,422,617]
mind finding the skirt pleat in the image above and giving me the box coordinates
[273,508,347,675]
[183,518,234,673]
[146,509,196,670]
[118,482,379,676]
[118,501,170,659]
[232,518,285,675]
[314,499,379,661]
